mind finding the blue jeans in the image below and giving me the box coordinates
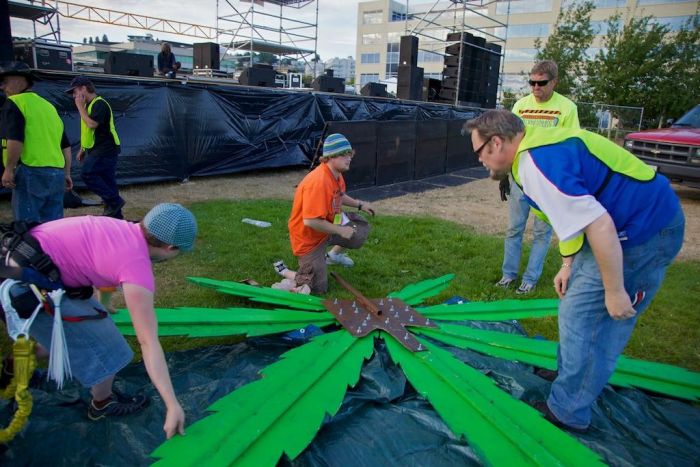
[502,180,553,285]
[11,164,64,223]
[548,209,685,429]
[81,151,123,209]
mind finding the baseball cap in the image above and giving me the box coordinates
[322,133,353,158]
[143,203,197,251]
[64,75,94,94]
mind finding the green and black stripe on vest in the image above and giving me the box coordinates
[1,92,65,168]
[511,126,656,257]
[80,96,120,150]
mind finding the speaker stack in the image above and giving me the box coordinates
[360,82,388,97]
[193,42,220,70]
[104,51,154,77]
[396,35,424,101]
[238,64,276,87]
[312,69,345,93]
[439,32,500,108]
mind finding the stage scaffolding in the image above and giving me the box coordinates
[398,0,509,105]
[216,0,319,76]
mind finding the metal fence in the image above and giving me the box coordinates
[577,102,644,143]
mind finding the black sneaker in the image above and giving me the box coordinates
[88,390,149,420]
[529,400,589,434]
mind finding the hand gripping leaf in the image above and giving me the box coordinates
[151,330,374,467]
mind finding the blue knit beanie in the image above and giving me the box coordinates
[143,203,197,251]
[322,133,353,158]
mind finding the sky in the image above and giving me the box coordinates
[10,0,361,60]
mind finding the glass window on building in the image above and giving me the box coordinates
[363,10,383,25]
[387,32,402,43]
[360,73,380,86]
[590,19,620,35]
[650,15,697,31]
[562,0,626,7]
[504,48,537,62]
[496,0,552,15]
[424,72,442,80]
[638,0,693,4]
[386,41,399,78]
[362,33,382,45]
[361,53,381,64]
[494,23,549,38]
[418,51,443,63]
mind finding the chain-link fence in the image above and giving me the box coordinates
[577,102,644,144]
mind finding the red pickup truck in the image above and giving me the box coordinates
[624,104,700,187]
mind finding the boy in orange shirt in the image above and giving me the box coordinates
[274,133,375,294]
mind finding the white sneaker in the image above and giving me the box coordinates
[273,260,288,277]
[326,251,355,267]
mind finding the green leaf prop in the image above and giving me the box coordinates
[387,273,455,305]
[419,298,559,321]
[417,324,700,401]
[112,307,335,338]
[188,277,325,311]
[382,334,604,466]
[152,330,375,467]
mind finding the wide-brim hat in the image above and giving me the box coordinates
[0,61,34,84]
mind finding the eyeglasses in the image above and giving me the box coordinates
[473,136,493,156]
[529,79,550,87]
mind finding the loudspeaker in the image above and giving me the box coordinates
[13,40,72,71]
[193,42,220,70]
[399,35,418,67]
[312,75,345,93]
[104,52,154,77]
[397,65,423,101]
[422,78,441,102]
[360,82,388,97]
[238,66,276,87]
[328,121,378,189]
[482,43,501,108]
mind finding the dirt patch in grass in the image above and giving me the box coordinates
[2,167,699,260]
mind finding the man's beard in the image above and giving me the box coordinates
[489,169,509,181]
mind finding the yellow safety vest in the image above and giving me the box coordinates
[512,126,655,256]
[80,96,120,150]
[2,92,65,168]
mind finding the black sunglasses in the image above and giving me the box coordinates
[529,79,550,87]
[473,136,493,156]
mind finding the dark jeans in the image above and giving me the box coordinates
[12,164,64,223]
[81,151,123,210]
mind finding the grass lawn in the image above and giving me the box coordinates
[148,199,700,372]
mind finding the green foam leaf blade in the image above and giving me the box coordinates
[388,274,455,305]
[188,276,325,311]
[419,298,559,320]
[418,324,700,401]
[113,307,335,338]
[151,330,375,467]
[382,333,604,466]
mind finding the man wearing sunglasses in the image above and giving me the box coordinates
[496,60,580,295]
[465,109,683,433]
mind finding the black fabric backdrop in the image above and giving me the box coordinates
[14,73,479,190]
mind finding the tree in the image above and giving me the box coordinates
[95,36,100,43]
[88,37,93,44]
[534,0,595,100]
[585,15,699,128]
[500,90,519,110]
[102,34,109,43]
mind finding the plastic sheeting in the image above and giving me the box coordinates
[1,320,699,466]
[13,73,478,190]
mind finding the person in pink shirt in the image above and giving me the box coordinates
[1,203,196,439]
